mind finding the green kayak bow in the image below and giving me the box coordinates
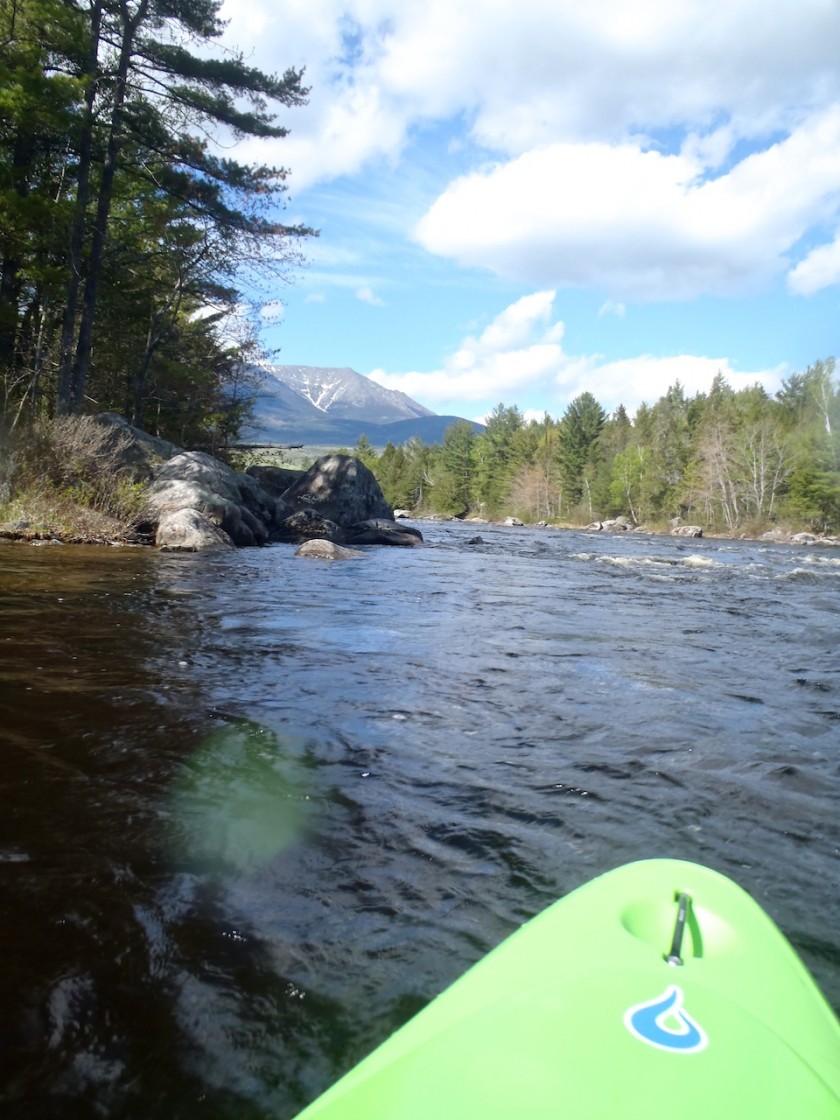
[295,859,840,1119]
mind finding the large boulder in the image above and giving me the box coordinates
[278,455,393,526]
[92,412,179,480]
[671,525,704,538]
[148,451,275,547]
[156,509,236,551]
[139,442,422,551]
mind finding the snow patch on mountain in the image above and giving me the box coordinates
[254,364,435,423]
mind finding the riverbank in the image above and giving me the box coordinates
[1,413,837,549]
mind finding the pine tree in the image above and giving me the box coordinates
[556,391,606,510]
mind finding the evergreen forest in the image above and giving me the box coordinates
[0,0,312,448]
[357,361,840,534]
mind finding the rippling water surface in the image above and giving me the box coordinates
[1,523,838,1118]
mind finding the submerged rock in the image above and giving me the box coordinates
[295,539,365,560]
[344,519,424,547]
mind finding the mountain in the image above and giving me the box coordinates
[242,363,481,447]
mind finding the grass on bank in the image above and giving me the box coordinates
[0,417,151,545]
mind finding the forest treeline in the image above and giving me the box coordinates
[0,0,312,447]
[355,361,840,534]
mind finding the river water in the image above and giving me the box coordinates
[1,521,838,1118]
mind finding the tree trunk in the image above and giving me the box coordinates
[56,0,103,415]
[69,0,147,414]
[0,125,38,373]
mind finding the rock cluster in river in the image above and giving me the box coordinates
[98,413,423,552]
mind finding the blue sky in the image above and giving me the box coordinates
[220,0,840,423]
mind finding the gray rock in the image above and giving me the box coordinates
[92,412,179,480]
[279,454,393,526]
[295,539,365,560]
[587,516,631,531]
[393,509,413,519]
[344,518,424,547]
[149,451,275,547]
[155,451,246,505]
[147,478,228,524]
[671,525,704,537]
[275,508,346,543]
[246,465,306,498]
[156,509,236,551]
[791,532,817,543]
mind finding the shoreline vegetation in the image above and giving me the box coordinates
[0,411,837,550]
[1,0,837,552]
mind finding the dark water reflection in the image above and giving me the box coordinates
[0,527,839,1118]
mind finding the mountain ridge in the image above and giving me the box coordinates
[243,363,481,447]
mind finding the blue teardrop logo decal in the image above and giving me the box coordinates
[624,986,708,1053]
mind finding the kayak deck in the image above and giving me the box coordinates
[294,860,840,1119]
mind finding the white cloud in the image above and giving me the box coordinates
[356,285,385,306]
[216,0,840,307]
[368,290,565,408]
[788,233,840,295]
[220,0,840,185]
[259,300,286,321]
[413,109,840,300]
[555,354,786,415]
[367,291,785,417]
[598,300,626,318]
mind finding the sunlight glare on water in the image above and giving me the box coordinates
[169,722,315,874]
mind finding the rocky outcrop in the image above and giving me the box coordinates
[271,454,422,548]
[148,452,276,548]
[84,419,423,552]
[245,464,305,499]
[760,529,839,545]
[671,525,704,538]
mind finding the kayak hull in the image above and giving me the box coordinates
[295,860,840,1119]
